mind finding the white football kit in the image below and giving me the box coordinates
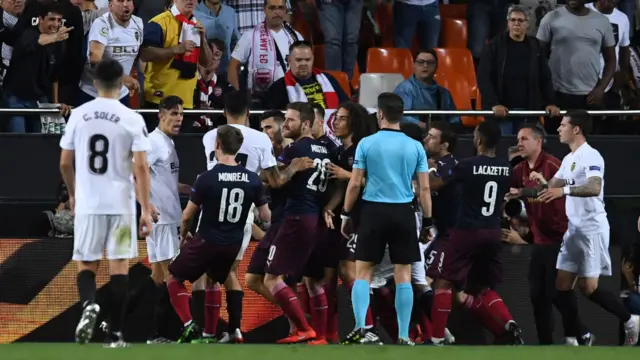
[80,12,144,99]
[554,143,611,278]
[60,97,150,261]
[146,129,181,263]
[202,124,276,260]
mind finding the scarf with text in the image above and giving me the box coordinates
[170,5,200,79]
[249,22,296,93]
[284,68,339,109]
[197,72,217,128]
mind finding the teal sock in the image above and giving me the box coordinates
[395,282,414,340]
[351,279,370,329]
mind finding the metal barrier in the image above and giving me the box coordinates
[3,108,640,116]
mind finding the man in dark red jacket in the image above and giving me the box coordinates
[509,124,592,345]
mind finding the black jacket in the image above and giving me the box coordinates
[477,33,555,110]
[14,0,84,87]
[262,72,350,110]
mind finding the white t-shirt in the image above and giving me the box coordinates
[60,97,150,215]
[80,13,144,99]
[231,26,303,82]
[147,129,181,224]
[586,3,630,92]
[554,142,608,233]
[202,124,277,173]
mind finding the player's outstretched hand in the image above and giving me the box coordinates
[327,163,350,180]
[139,213,153,238]
[323,208,335,229]
[291,157,315,172]
[340,218,353,239]
[529,171,547,185]
[537,187,563,203]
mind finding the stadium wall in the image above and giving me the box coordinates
[0,239,622,345]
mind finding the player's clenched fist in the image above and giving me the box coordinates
[139,213,153,238]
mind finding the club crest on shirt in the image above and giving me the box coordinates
[100,27,108,37]
[570,162,576,171]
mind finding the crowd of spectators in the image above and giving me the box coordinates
[0,0,638,135]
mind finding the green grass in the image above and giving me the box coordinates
[1,344,639,360]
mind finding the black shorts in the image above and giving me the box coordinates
[355,201,420,265]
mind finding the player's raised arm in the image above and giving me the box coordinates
[253,180,271,224]
[181,175,204,241]
[262,147,314,188]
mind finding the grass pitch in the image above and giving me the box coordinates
[1,344,639,360]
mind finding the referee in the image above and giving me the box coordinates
[341,93,434,346]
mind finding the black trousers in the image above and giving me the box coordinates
[528,243,588,344]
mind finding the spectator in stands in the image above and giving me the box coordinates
[317,0,362,79]
[1,0,24,86]
[77,0,143,106]
[14,0,84,105]
[587,0,631,129]
[193,39,230,131]
[3,1,72,133]
[228,0,301,98]
[262,40,349,110]
[226,0,291,35]
[194,0,239,71]
[71,0,108,35]
[393,0,440,52]
[134,0,171,24]
[393,49,459,127]
[467,0,510,63]
[477,5,559,135]
[618,0,636,38]
[537,0,616,134]
[140,0,213,130]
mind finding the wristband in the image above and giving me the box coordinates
[422,217,433,228]
[563,186,570,195]
[341,209,351,220]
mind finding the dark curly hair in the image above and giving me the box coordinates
[336,101,377,146]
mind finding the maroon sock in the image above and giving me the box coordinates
[430,289,452,339]
[480,290,513,333]
[419,310,433,341]
[167,280,192,325]
[204,286,221,336]
[464,293,505,336]
[273,284,311,331]
[296,283,311,316]
[323,283,338,342]
[309,291,328,339]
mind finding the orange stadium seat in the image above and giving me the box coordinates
[433,47,477,99]
[374,2,395,47]
[325,70,352,99]
[440,18,467,49]
[313,44,326,69]
[366,48,414,79]
[439,4,467,19]
[435,72,479,127]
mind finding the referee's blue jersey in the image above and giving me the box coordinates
[353,129,429,203]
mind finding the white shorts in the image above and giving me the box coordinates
[236,205,255,261]
[73,214,137,261]
[145,224,180,263]
[556,228,612,278]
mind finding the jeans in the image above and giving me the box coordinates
[618,0,637,35]
[317,0,362,79]
[467,0,509,59]
[4,94,46,133]
[393,1,440,51]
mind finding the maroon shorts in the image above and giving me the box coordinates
[266,214,324,280]
[168,235,241,283]
[247,222,281,275]
[425,235,448,280]
[438,228,503,289]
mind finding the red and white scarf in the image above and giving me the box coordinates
[171,5,200,65]
[249,22,278,93]
[284,68,339,109]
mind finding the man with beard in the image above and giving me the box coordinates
[262,102,329,344]
[14,0,84,104]
[78,0,143,106]
[508,124,592,345]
